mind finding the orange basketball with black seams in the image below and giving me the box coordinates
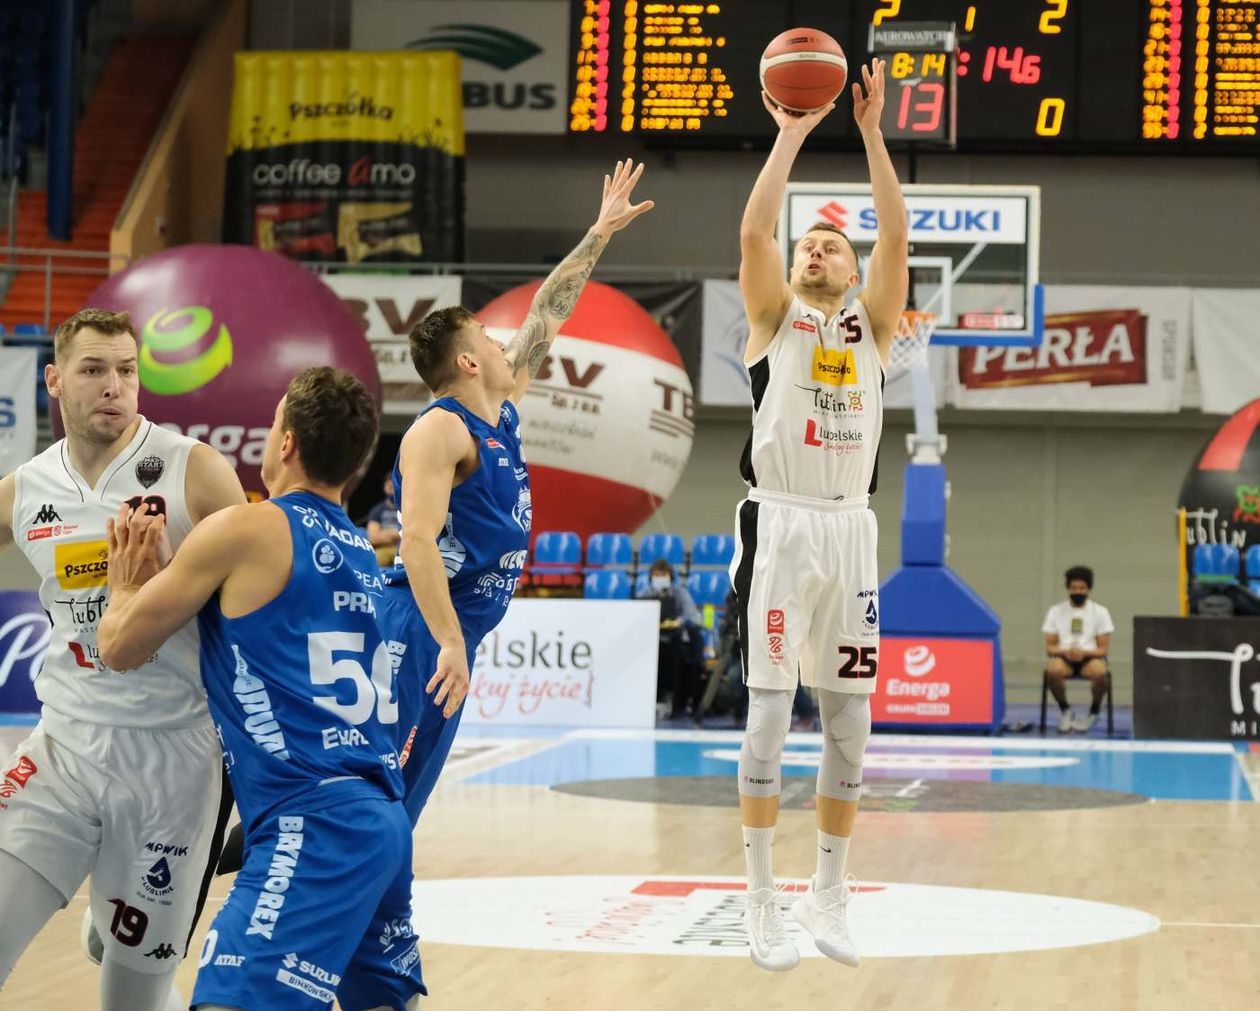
[759,28,848,114]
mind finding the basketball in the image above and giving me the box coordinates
[759,28,848,113]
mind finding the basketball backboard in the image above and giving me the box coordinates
[779,183,1043,347]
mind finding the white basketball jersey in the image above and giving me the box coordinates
[741,296,884,500]
[11,418,209,735]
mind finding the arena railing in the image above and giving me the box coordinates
[0,246,129,331]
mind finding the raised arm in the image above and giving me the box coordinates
[852,60,909,365]
[505,160,654,403]
[740,95,834,363]
[397,409,478,718]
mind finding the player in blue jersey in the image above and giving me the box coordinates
[334,160,653,1008]
[98,366,424,1011]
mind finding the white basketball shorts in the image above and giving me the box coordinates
[730,488,880,693]
[0,718,227,972]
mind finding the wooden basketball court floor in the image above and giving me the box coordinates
[3,720,1259,1010]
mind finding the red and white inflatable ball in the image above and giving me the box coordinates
[479,280,694,542]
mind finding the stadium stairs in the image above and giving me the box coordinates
[1,32,193,330]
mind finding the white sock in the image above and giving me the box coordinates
[815,830,850,891]
[742,825,775,892]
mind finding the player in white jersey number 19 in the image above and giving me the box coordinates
[733,60,909,971]
[0,310,247,1010]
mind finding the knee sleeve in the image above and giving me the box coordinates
[737,687,793,798]
[817,691,871,802]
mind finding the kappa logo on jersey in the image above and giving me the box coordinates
[811,347,857,386]
[312,539,343,574]
[247,816,304,939]
[144,942,178,960]
[135,455,165,488]
[792,319,817,333]
[54,540,110,590]
[32,504,61,524]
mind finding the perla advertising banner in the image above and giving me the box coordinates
[352,0,569,134]
[951,285,1191,412]
[463,599,659,727]
[223,50,465,263]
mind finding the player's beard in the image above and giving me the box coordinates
[64,401,133,447]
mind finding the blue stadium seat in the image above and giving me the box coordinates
[530,531,582,586]
[585,532,633,571]
[584,569,632,600]
[690,533,735,570]
[1246,545,1260,581]
[1218,544,1241,581]
[638,533,685,570]
[687,571,729,609]
[12,323,46,337]
[1195,543,1240,584]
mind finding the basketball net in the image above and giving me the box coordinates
[887,309,938,375]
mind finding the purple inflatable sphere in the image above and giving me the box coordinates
[81,244,378,498]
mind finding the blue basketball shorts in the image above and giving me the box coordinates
[191,787,424,1010]
[378,584,474,826]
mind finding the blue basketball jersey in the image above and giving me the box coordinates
[198,492,403,831]
[385,397,531,640]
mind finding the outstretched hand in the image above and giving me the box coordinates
[594,160,654,236]
[852,59,886,133]
[762,91,835,135]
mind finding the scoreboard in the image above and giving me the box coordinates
[567,0,1260,151]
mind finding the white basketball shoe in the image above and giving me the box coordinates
[80,908,103,965]
[744,887,799,971]
[791,876,860,967]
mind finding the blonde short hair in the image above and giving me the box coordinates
[53,308,137,362]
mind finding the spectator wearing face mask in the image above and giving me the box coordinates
[638,558,704,721]
[1042,565,1114,733]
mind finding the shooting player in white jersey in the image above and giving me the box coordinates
[0,309,246,1010]
[732,60,908,971]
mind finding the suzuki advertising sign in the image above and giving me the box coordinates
[786,192,1030,247]
[871,637,996,726]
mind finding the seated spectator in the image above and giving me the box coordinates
[638,559,704,721]
[366,474,401,567]
[1043,565,1114,733]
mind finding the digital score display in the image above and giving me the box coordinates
[1142,0,1260,141]
[567,0,1260,151]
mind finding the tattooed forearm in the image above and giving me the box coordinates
[525,340,550,378]
[537,230,605,322]
[506,229,608,378]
